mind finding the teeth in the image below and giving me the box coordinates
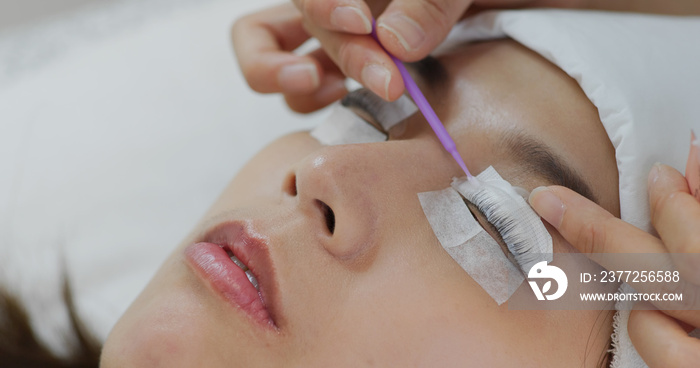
[228,252,259,291]
[245,270,259,291]
[230,255,248,271]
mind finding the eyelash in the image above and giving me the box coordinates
[340,89,387,132]
[464,198,509,251]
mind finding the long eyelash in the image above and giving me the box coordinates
[340,88,386,127]
[341,88,418,134]
[469,187,538,268]
[452,170,553,273]
[463,198,506,246]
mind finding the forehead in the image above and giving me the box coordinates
[423,40,619,214]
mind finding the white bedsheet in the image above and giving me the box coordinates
[0,0,322,355]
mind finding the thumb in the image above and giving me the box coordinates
[376,0,472,62]
[527,185,664,255]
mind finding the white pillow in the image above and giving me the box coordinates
[0,0,322,354]
[436,9,700,233]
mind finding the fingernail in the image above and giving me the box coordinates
[648,162,663,186]
[361,63,391,100]
[529,187,565,228]
[378,14,426,52]
[278,63,320,92]
[330,6,372,33]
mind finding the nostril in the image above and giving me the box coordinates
[316,200,335,234]
[283,172,297,196]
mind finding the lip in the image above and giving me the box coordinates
[184,221,280,330]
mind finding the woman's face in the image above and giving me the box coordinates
[102,40,619,367]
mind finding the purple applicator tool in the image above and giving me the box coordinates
[370,20,472,178]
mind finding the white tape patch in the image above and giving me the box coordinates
[311,103,386,145]
[418,187,480,248]
[376,94,418,131]
[418,187,524,305]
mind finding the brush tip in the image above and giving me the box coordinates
[451,150,472,178]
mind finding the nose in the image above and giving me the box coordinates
[288,141,451,262]
[293,145,381,261]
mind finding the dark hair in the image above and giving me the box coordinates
[591,310,615,368]
[0,279,101,368]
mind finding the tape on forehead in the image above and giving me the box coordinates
[377,94,418,131]
[311,103,386,145]
[418,187,524,305]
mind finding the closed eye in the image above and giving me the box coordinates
[462,198,511,257]
[341,89,387,134]
[340,88,417,139]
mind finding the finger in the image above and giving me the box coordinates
[628,307,700,368]
[293,0,373,34]
[232,3,321,94]
[284,49,348,113]
[376,0,472,61]
[303,20,404,101]
[528,185,666,255]
[648,163,700,284]
[310,46,345,79]
[285,73,348,113]
[529,185,700,322]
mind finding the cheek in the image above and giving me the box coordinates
[327,266,545,367]
[103,288,215,368]
[311,236,507,365]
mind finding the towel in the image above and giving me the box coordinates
[436,10,700,368]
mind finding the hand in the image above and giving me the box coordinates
[287,0,608,106]
[232,3,349,113]
[528,163,700,367]
[232,1,561,113]
[233,1,699,114]
[285,0,513,106]
[290,0,475,103]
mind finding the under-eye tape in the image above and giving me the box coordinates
[418,187,480,247]
[418,187,524,305]
[451,167,553,273]
[311,103,387,145]
[375,94,418,131]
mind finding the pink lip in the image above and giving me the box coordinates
[184,221,279,330]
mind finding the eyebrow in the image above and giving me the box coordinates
[500,130,597,203]
[406,56,449,92]
[406,57,596,202]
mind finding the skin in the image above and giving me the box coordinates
[225,3,700,366]
[101,40,622,367]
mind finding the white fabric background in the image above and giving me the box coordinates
[436,10,700,234]
[0,0,323,355]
